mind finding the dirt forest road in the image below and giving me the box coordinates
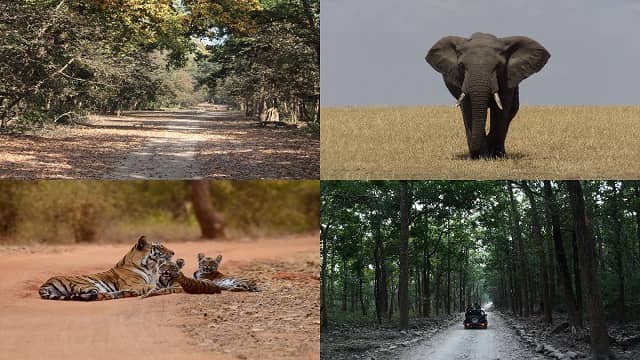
[0,235,320,360]
[0,105,319,179]
[400,311,543,360]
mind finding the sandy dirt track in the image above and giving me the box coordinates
[0,236,319,360]
[0,105,319,179]
[399,311,542,360]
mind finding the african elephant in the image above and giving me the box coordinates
[426,32,550,158]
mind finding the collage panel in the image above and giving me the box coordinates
[321,180,638,359]
[0,180,320,359]
[320,1,640,180]
[0,1,320,359]
[0,1,319,180]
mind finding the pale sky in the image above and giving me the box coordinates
[320,0,640,106]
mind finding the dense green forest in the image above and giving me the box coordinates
[0,180,319,243]
[321,181,640,359]
[0,0,319,128]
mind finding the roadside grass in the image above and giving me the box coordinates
[321,106,640,179]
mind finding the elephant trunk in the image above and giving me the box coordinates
[466,69,492,158]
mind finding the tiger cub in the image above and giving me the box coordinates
[39,236,174,301]
[193,253,259,292]
[141,258,222,298]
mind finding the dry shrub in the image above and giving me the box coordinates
[16,181,117,244]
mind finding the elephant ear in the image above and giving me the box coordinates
[501,36,550,89]
[426,36,467,89]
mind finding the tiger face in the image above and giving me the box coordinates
[197,253,223,276]
[142,242,175,269]
[157,258,185,288]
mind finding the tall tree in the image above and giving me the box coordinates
[543,180,581,329]
[520,181,552,324]
[566,181,615,360]
[398,181,410,329]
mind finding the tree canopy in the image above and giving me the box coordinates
[0,0,319,128]
[321,181,639,359]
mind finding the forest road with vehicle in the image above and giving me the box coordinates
[400,310,543,360]
[0,235,320,360]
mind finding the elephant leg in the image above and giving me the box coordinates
[460,104,473,152]
[488,90,519,157]
[488,108,507,158]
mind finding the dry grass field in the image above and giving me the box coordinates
[321,106,640,179]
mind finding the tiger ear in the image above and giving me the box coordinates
[137,236,148,250]
[197,253,205,261]
[176,259,185,269]
[158,258,167,266]
[215,255,223,263]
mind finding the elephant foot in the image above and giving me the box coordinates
[486,144,506,159]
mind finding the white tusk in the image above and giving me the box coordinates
[455,93,466,108]
[493,93,503,110]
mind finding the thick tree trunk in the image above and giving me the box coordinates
[521,183,553,324]
[566,181,616,360]
[398,181,410,329]
[190,180,226,239]
[507,183,530,317]
[543,181,581,328]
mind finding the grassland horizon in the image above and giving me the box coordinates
[321,105,640,179]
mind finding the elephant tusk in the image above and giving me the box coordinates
[493,93,503,110]
[455,93,466,108]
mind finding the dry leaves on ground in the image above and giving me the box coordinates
[178,255,320,360]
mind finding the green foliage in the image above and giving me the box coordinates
[322,181,640,327]
[194,0,319,121]
[0,180,319,244]
[0,0,319,128]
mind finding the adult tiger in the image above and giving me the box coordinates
[193,253,259,292]
[141,258,222,298]
[38,236,174,301]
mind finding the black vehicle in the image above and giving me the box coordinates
[464,309,488,329]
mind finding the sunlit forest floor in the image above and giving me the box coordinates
[0,105,319,179]
[321,106,640,179]
[0,235,319,360]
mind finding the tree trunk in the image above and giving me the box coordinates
[398,181,410,329]
[320,223,331,329]
[507,183,530,317]
[446,240,451,315]
[423,252,431,317]
[572,230,583,318]
[566,181,615,359]
[521,182,552,324]
[634,181,640,263]
[341,258,348,312]
[609,181,625,323]
[190,180,226,239]
[374,213,388,323]
[543,181,581,328]
[435,263,442,316]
